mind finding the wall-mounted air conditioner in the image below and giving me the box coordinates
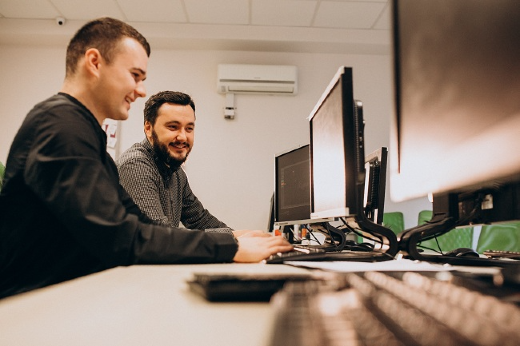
[217,64,298,95]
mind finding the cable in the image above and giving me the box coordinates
[339,217,385,249]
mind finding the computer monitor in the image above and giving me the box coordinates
[391,0,520,203]
[309,67,398,255]
[391,0,520,260]
[273,144,311,228]
[364,147,388,225]
[309,66,365,220]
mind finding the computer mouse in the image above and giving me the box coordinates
[444,248,480,258]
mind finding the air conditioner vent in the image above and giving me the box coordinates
[217,64,298,95]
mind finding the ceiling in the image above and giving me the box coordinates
[0,0,392,54]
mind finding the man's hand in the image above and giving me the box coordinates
[232,230,271,238]
[233,235,293,263]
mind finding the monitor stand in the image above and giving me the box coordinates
[354,212,399,256]
[398,193,520,268]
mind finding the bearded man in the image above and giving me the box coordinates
[118,91,241,233]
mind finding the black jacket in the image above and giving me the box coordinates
[0,93,237,299]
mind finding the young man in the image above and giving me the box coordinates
[118,91,242,233]
[0,18,292,300]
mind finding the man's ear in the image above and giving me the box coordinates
[84,48,102,78]
[144,121,153,142]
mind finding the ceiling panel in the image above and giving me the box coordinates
[0,0,60,19]
[252,0,317,27]
[374,3,390,30]
[118,0,187,23]
[184,0,249,25]
[49,0,125,21]
[0,0,391,54]
[314,1,387,29]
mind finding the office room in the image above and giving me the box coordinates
[0,0,431,231]
[2,1,519,346]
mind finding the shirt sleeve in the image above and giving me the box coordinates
[25,109,237,266]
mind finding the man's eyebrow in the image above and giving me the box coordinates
[132,68,147,80]
[164,120,195,126]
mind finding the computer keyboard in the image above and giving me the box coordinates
[483,250,520,260]
[269,271,520,346]
[265,248,327,264]
[265,247,392,264]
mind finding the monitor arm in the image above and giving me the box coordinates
[398,193,459,260]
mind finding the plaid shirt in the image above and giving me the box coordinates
[117,139,231,232]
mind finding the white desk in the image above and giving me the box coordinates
[0,264,311,346]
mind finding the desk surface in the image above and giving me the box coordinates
[0,263,310,346]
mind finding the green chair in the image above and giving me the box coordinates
[417,210,433,225]
[382,212,405,235]
[417,210,473,252]
[0,161,5,191]
[476,222,520,254]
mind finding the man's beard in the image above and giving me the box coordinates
[151,130,190,170]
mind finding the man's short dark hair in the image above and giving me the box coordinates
[144,91,196,125]
[65,17,151,77]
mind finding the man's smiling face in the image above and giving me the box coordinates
[145,102,195,167]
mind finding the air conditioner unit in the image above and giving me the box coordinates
[217,64,298,95]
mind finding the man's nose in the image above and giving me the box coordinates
[176,128,187,141]
[135,81,146,99]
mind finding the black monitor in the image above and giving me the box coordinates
[391,0,520,204]
[391,0,520,261]
[273,144,311,228]
[309,67,365,220]
[309,66,398,255]
[364,147,388,225]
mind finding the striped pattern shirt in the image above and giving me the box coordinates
[116,139,231,232]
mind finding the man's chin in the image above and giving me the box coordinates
[168,151,187,161]
[166,153,187,165]
[166,157,186,169]
[109,111,129,121]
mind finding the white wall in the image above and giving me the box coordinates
[0,44,431,230]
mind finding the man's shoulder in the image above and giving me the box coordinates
[31,94,90,120]
[18,94,100,149]
[117,140,155,167]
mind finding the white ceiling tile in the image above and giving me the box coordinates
[0,0,60,18]
[314,1,386,29]
[184,0,249,25]
[49,0,125,21]
[0,0,393,54]
[252,0,317,27]
[373,3,390,30]
[117,0,187,22]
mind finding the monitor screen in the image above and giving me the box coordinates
[274,145,311,226]
[364,147,388,225]
[309,66,365,220]
[390,0,520,204]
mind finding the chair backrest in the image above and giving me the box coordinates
[419,227,474,252]
[0,161,5,191]
[476,222,520,253]
[417,210,433,225]
[382,212,405,235]
[416,209,473,252]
